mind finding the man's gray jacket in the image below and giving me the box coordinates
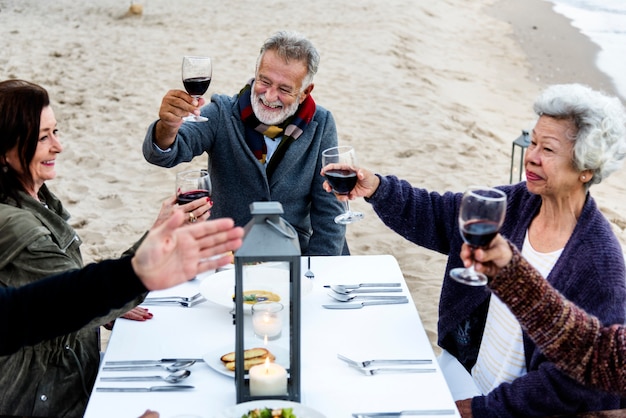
[143,92,347,255]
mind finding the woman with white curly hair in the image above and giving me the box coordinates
[321,83,626,417]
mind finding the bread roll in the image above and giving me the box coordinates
[220,347,275,371]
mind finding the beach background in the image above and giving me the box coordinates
[1,0,625,353]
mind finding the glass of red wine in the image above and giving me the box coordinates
[175,169,212,207]
[449,186,507,286]
[321,146,364,224]
[181,56,212,122]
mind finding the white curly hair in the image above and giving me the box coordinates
[533,83,626,187]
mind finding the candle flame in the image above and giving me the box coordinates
[264,356,271,373]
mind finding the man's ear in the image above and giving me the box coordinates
[299,83,314,104]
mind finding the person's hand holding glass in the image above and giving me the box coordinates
[321,146,364,224]
[175,169,213,223]
[449,186,507,286]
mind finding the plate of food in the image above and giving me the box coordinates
[199,267,311,312]
[203,344,290,378]
[213,400,325,418]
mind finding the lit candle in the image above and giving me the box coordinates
[249,357,288,396]
[252,301,283,340]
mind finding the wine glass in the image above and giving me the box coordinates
[181,56,212,122]
[175,169,212,206]
[321,146,364,224]
[449,186,507,286]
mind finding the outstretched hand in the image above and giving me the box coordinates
[460,233,513,278]
[320,164,380,200]
[131,210,243,290]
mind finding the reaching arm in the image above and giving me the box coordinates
[465,236,626,394]
[0,211,243,356]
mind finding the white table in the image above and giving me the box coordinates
[84,255,459,418]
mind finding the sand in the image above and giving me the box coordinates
[1,0,625,352]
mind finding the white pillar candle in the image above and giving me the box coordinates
[252,302,283,340]
[249,358,288,396]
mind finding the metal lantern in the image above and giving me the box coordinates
[234,202,301,403]
[509,130,530,184]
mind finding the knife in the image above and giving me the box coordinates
[324,283,401,289]
[105,358,202,366]
[96,385,195,392]
[323,298,409,309]
[352,410,456,417]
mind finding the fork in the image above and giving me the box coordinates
[352,410,457,417]
[352,367,436,375]
[338,354,432,368]
[142,297,206,308]
[304,256,314,279]
[144,293,202,303]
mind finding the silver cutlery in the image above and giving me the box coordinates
[352,367,437,376]
[323,298,408,309]
[103,360,196,372]
[304,256,314,279]
[105,358,202,366]
[100,369,191,383]
[327,286,403,295]
[143,293,202,303]
[324,283,401,289]
[141,297,207,308]
[328,293,409,303]
[338,354,432,368]
[352,410,456,417]
[96,385,195,392]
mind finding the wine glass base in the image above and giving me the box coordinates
[334,211,364,225]
[183,115,208,122]
[449,267,488,286]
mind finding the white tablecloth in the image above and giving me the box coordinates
[84,255,459,418]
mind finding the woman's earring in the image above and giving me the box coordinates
[581,175,586,181]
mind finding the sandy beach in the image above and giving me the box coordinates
[1,0,625,352]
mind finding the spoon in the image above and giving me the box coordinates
[102,360,196,372]
[328,292,409,302]
[327,285,403,295]
[100,369,191,383]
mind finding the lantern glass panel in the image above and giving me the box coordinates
[234,202,301,403]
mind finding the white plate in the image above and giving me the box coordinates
[203,344,290,378]
[199,267,311,312]
[214,400,325,418]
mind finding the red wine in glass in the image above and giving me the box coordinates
[449,186,507,286]
[321,146,364,224]
[175,169,212,212]
[181,56,212,122]
[183,77,211,97]
[176,189,211,205]
[324,169,358,195]
[461,219,500,247]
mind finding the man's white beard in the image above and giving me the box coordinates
[251,89,300,126]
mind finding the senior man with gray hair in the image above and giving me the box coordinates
[143,31,347,256]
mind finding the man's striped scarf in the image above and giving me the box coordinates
[238,79,316,179]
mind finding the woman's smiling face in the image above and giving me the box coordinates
[524,115,581,197]
[5,106,62,196]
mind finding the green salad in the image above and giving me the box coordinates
[241,407,296,418]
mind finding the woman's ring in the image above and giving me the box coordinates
[188,212,197,223]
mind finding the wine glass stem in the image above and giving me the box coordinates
[468,247,479,276]
[343,199,352,214]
